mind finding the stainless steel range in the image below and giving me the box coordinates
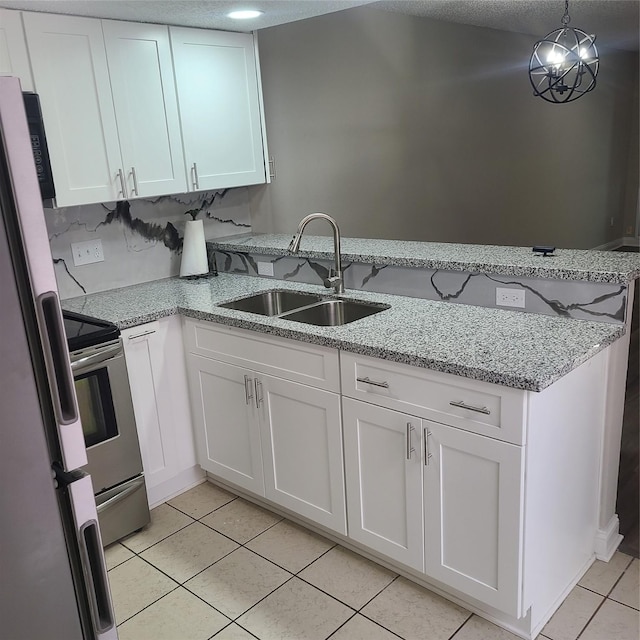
[63,310,150,546]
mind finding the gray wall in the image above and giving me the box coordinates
[249,6,639,248]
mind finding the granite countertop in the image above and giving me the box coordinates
[210,234,640,284]
[62,274,623,392]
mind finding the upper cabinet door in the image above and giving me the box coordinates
[170,27,266,191]
[102,20,187,199]
[23,12,124,207]
[0,9,34,91]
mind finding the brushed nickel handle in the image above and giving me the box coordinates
[254,378,263,408]
[191,162,200,190]
[406,423,415,460]
[423,428,432,466]
[244,375,254,406]
[356,376,389,389]
[127,329,156,340]
[130,166,139,196]
[117,168,127,198]
[449,400,491,415]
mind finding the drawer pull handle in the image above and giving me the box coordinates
[424,428,432,466]
[357,376,389,389]
[406,423,415,460]
[127,329,156,340]
[449,400,491,415]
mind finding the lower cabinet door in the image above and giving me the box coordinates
[342,398,424,571]
[259,375,346,534]
[187,355,264,495]
[423,420,525,617]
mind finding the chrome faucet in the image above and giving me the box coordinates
[288,213,344,295]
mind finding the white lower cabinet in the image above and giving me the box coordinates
[181,320,607,637]
[122,316,202,506]
[423,419,524,616]
[185,323,346,535]
[342,398,424,571]
[260,374,344,532]
[188,355,265,495]
[343,396,524,617]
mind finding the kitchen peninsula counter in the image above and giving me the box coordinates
[211,234,640,284]
[62,273,623,392]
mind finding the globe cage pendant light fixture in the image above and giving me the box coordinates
[529,0,599,103]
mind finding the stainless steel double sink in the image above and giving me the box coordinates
[218,289,389,327]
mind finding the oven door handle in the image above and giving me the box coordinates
[70,342,122,374]
[95,476,146,515]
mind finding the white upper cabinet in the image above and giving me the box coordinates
[0,9,34,91]
[170,27,266,190]
[102,20,187,198]
[22,12,124,207]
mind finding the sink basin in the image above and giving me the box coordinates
[218,289,324,316]
[280,299,390,326]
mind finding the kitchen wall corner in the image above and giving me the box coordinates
[46,187,252,299]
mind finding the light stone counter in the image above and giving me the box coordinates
[211,234,640,284]
[62,273,623,392]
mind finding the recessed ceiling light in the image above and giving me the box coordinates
[227,10,264,20]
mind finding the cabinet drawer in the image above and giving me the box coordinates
[183,319,340,392]
[341,353,526,445]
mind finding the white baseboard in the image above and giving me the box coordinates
[593,238,624,250]
[593,237,640,250]
[595,515,623,561]
[147,465,205,508]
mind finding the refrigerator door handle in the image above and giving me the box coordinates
[68,473,117,640]
[36,291,78,425]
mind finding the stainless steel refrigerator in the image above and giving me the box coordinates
[0,76,117,639]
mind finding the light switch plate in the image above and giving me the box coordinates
[71,239,104,266]
[496,287,525,308]
[257,261,275,277]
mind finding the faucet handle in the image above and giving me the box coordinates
[323,269,343,291]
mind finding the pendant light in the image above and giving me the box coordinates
[529,0,599,103]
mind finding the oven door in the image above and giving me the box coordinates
[70,339,143,494]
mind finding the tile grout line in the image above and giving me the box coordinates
[572,559,639,640]
[444,611,475,639]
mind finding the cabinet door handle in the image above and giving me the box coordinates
[127,329,156,340]
[423,428,432,466]
[244,375,254,405]
[449,400,491,415]
[130,166,139,196]
[117,168,127,198]
[406,423,415,460]
[356,376,389,389]
[191,162,200,190]
[254,378,263,408]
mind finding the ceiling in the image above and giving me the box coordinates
[1,0,638,50]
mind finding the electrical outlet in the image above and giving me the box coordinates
[257,261,274,277]
[71,239,104,266]
[610,217,615,227]
[496,287,525,308]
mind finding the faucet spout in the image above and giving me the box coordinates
[288,213,344,295]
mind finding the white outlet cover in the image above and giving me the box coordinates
[257,261,275,277]
[71,239,104,266]
[496,287,525,308]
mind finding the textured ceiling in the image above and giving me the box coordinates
[0,0,637,50]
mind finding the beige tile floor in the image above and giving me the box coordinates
[106,482,640,640]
